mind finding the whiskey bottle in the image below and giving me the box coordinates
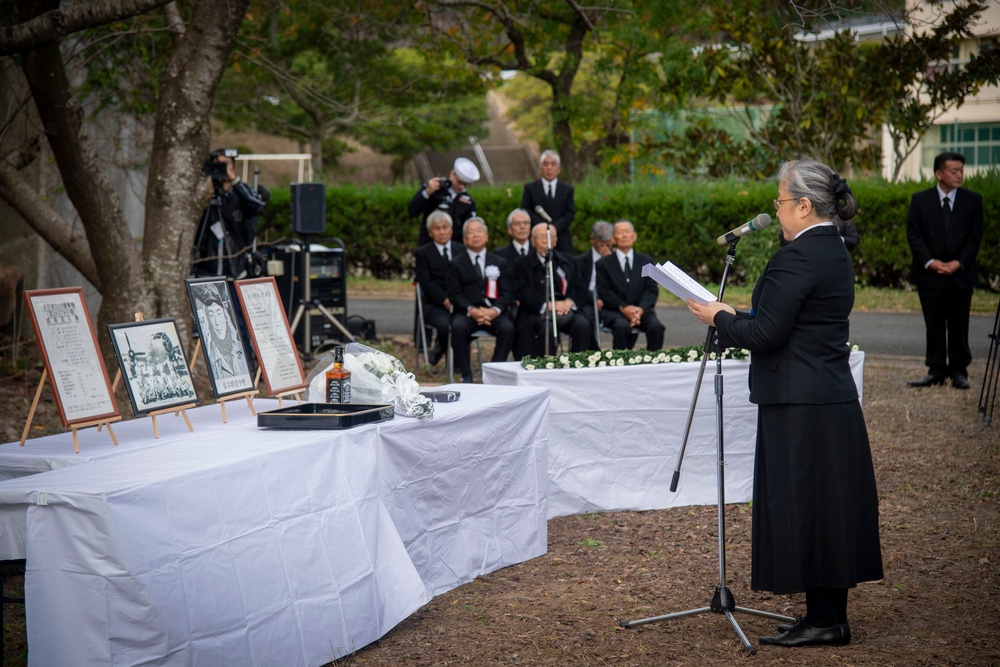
[325,346,352,403]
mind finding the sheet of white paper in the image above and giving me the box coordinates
[641,261,717,305]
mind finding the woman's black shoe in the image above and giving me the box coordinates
[760,620,851,647]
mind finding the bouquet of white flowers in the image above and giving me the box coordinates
[306,343,433,418]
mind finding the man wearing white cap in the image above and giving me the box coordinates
[410,157,481,247]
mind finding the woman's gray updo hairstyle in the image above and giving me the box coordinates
[778,159,858,223]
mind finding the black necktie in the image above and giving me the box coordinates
[519,247,526,256]
[475,254,483,280]
[442,245,449,261]
[624,257,631,283]
[547,183,553,199]
[942,197,951,227]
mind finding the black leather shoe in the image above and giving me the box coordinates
[760,620,851,647]
[907,374,946,387]
[428,346,445,366]
[775,616,803,634]
[951,374,970,389]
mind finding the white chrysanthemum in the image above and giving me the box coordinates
[599,361,606,367]
[545,362,554,369]
[575,360,583,368]
[525,364,535,370]
[605,350,613,359]
[644,355,652,362]
[616,358,625,366]
[671,354,681,362]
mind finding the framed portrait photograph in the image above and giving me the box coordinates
[186,277,256,398]
[234,277,307,395]
[23,287,120,428]
[108,318,199,416]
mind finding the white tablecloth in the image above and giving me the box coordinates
[0,384,550,666]
[483,353,864,518]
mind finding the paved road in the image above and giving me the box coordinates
[349,297,997,363]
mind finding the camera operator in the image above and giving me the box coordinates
[409,157,480,247]
[193,148,271,278]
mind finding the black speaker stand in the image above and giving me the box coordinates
[288,235,354,361]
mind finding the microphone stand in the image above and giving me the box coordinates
[619,239,793,654]
[543,224,558,356]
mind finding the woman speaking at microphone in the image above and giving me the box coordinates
[686,159,883,648]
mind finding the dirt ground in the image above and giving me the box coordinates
[1,336,998,667]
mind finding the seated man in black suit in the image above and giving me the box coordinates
[494,208,533,265]
[595,220,665,350]
[514,223,593,357]
[414,210,465,365]
[520,150,576,255]
[446,217,515,382]
[576,220,614,349]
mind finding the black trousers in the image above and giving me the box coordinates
[917,286,973,377]
[450,312,514,376]
[603,310,665,350]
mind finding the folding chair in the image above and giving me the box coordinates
[448,329,494,383]
[414,283,433,369]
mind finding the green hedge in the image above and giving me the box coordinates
[258,173,998,289]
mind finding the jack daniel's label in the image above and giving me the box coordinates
[326,378,351,403]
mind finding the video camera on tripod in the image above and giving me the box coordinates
[192,148,270,279]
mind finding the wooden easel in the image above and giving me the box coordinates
[188,338,258,422]
[254,367,305,407]
[112,369,196,439]
[20,369,121,454]
[217,390,258,423]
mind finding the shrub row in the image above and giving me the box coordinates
[258,173,998,289]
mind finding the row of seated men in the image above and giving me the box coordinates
[415,208,666,383]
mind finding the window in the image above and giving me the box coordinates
[922,122,1000,168]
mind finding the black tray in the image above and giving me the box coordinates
[257,403,394,430]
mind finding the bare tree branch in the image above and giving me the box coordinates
[0,159,101,288]
[0,0,174,56]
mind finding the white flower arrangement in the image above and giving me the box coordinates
[520,342,860,371]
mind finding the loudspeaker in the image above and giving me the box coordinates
[290,182,326,234]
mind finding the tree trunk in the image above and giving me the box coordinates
[143,0,250,342]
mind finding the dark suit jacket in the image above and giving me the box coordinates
[446,250,513,313]
[513,251,587,316]
[521,180,576,254]
[494,242,530,267]
[415,241,465,308]
[906,186,983,290]
[714,226,858,405]
[409,187,477,247]
[595,251,659,314]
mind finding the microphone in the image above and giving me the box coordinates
[534,205,553,223]
[716,213,772,245]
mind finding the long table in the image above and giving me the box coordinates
[483,353,864,518]
[0,384,549,666]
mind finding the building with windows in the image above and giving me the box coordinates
[882,0,1000,181]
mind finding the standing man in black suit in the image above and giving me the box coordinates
[494,208,533,265]
[514,223,593,357]
[576,220,615,348]
[906,151,983,389]
[414,210,465,366]
[595,220,665,350]
[447,217,515,382]
[409,157,480,247]
[521,150,576,255]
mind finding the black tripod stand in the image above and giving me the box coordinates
[288,236,354,361]
[619,241,793,654]
[541,225,559,356]
[192,193,235,277]
[978,295,1000,427]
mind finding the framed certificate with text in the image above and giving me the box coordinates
[234,277,307,395]
[23,287,120,428]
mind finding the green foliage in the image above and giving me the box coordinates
[214,0,487,175]
[258,172,1000,289]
